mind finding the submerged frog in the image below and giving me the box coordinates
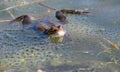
[37,22,66,36]
[9,15,33,29]
[55,10,67,22]
[31,20,66,43]
[9,14,66,35]
[9,15,32,25]
[38,2,90,22]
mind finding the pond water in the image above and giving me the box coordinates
[0,0,120,72]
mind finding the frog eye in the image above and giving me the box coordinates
[53,29,57,32]
[57,25,60,28]
[57,25,63,29]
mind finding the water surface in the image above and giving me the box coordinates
[0,0,120,72]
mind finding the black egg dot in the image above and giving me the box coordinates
[46,55,49,57]
[31,47,35,49]
[30,50,34,53]
[8,62,14,66]
[36,48,40,51]
[26,49,29,52]
[5,55,8,58]
[21,52,25,54]
[42,48,45,51]
[48,51,52,54]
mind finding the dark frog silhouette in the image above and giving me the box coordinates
[9,15,32,25]
[38,2,90,23]
[55,10,67,22]
[9,15,32,29]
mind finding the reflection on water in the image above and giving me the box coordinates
[0,0,120,72]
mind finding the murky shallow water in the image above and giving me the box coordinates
[0,0,120,72]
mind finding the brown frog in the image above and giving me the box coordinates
[9,15,32,25]
[55,11,67,22]
[38,2,90,22]
[37,23,65,36]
